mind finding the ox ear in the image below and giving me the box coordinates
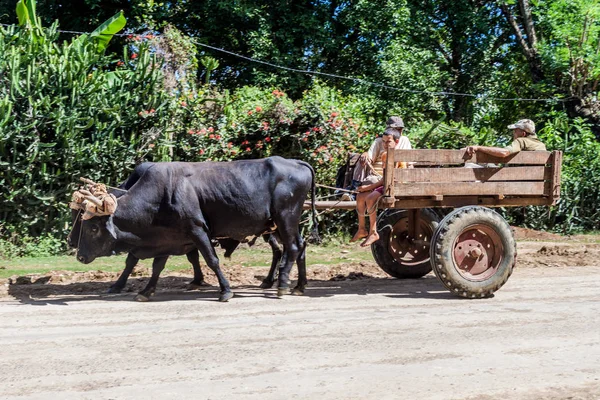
[106,216,118,240]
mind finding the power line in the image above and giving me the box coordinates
[1,23,566,103]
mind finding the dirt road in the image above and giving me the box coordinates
[1,241,600,399]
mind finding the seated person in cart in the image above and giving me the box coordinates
[342,116,410,199]
[350,125,412,247]
[463,119,546,159]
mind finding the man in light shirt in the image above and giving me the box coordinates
[350,126,412,247]
[352,116,411,185]
[340,116,411,202]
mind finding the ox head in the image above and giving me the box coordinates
[75,215,118,264]
[68,180,119,264]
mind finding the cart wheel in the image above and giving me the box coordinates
[371,208,440,279]
[430,206,516,298]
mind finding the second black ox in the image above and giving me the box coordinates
[74,156,318,302]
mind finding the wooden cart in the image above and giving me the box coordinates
[310,148,563,298]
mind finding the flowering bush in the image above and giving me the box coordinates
[168,84,378,189]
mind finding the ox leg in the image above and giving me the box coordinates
[186,250,208,290]
[276,236,302,297]
[108,253,138,294]
[292,239,308,296]
[191,228,233,302]
[135,256,168,302]
[260,234,283,289]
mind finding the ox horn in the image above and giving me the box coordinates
[84,195,103,208]
[80,177,98,186]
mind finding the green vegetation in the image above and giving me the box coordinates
[2,0,600,258]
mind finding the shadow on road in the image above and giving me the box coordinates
[4,273,457,306]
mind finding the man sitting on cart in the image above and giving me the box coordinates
[350,124,412,247]
[463,119,546,159]
[346,116,410,194]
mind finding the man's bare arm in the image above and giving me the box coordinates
[464,145,511,159]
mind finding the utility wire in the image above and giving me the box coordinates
[1,23,566,103]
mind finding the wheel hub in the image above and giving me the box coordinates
[453,225,503,281]
[388,218,432,266]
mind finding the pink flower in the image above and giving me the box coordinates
[131,53,138,60]
[188,129,195,135]
[199,149,205,155]
[245,147,251,152]
[247,110,253,115]
[227,142,233,148]
[265,137,271,142]
[215,135,221,140]
[181,101,187,107]
[255,106,263,112]
[208,127,214,133]
[209,134,215,139]
[116,61,124,67]
[331,112,339,117]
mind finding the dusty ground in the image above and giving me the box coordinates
[1,229,600,399]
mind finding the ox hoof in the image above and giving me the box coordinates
[277,287,291,297]
[107,286,123,294]
[219,292,234,302]
[259,280,275,289]
[134,294,151,302]
[291,288,305,296]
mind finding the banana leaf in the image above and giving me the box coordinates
[90,11,127,53]
[16,0,28,26]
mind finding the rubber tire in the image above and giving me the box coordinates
[430,206,516,298]
[371,208,440,279]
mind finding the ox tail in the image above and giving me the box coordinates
[299,161,321,244]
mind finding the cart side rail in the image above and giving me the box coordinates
[383,148,562,209]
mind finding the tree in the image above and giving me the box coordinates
[498,0,600,135]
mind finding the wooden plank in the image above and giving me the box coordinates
[392,149,552,165]
[393,181,546,196]
[304,196,554,211]
[384,146,394,197]
[388,196,553,209]
[548,151,562,203]
[394,166,546,183]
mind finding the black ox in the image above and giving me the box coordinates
[69,184,284,294]
[72,156,318,301]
